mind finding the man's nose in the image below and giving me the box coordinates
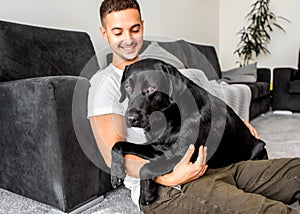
[123,31,133,45]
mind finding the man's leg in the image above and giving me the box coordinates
[232,158,300,205]
[140,158,300,214]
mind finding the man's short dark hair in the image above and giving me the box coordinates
[100,0,141,25]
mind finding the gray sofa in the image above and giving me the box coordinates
[0,20,271,212]
[0,20,112,212]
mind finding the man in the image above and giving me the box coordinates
[88,0,300,213]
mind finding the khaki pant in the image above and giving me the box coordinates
[141,158,300,214]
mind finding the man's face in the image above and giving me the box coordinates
[101,8,144,67]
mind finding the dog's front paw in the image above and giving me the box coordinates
[111,175,124,189]
[110,162,125,188]
[111,144,126,188]
[139,179,158,205]
[139,190,157,205]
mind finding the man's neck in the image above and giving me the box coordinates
[113,56,139,70]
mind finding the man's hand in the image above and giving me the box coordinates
[155,145,208,186]
[241,118,260,139]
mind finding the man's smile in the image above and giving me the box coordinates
[119,43,137,53]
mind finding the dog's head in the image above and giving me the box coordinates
[119,58,186,129]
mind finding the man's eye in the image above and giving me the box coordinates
[112,30,122,36]
[131,27,140,33]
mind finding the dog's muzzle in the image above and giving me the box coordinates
[125,110,148,128]
[126,115,139,127]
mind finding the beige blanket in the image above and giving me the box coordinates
[180,68,251,121]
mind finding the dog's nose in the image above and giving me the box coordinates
[127,116,137,125]
[126,110,144,127]
[127,116,138,126]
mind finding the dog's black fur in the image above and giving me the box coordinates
[111,58,268,205]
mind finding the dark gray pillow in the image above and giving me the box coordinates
[221,63,257,83]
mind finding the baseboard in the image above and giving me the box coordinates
[51,195,104,214]
[273,110,293,115]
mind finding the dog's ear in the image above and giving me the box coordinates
[160,62,186,103]
[119,83,127,103]
[119,65,130,103]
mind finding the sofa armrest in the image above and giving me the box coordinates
[257,68,271,83]
[272,67,300,111]
[273,67,297,92]
[0,76,109,211]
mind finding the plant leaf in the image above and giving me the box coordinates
[235,0,289,64]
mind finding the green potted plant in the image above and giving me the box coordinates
[234,0,289,66]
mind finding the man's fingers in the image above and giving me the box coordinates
[199,165,208,175]
[242,118,260,139]
[202,146,207,165]
[250,127,259,139]
[178,145,208,168]
[195,146,207,166]
[252,129,260,139]
[179,144,195,165]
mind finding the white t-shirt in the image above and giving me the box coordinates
[87,63,146,208]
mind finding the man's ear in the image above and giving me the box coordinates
[100,26,108,42]
[119,83,127,103]
[141,20,145,31]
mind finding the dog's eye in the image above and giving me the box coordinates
[125,84,132,93]
[147,86,156,93]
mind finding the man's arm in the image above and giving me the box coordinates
[89,114,148,178]
[89,113,208,183]
[155,145,208,186]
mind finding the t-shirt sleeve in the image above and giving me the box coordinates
[87,72,126,118]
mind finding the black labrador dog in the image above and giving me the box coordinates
[111,58,268,205]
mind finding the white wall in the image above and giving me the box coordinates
[1,0,298,71]
[0,0,219,55]
[0,0,104,53]
[139,0,219,49]
[220,0,300,70]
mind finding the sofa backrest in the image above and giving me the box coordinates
[106,39,222,80]
[158,40,222,80]
[188,41,222,79]
[0,20,98,82]
[298,48,300,71]
[294,48,300,80]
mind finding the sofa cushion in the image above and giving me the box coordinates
[0,20,98,82]
[246,82,270,100]
[289,80,300,94]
